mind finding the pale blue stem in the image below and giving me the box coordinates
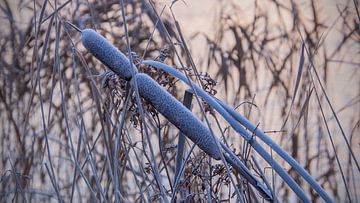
[216,98,332,202]
[141,60,329,202]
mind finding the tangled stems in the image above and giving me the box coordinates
[79,28,330,201]
[134,73,273,200]
[141,60,332,203]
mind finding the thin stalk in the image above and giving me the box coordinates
[119,0,169,201]
[171,144,196,201]
[34,13,63,202]
[114,85,131,202]
[312,76,352,202]
[299,30,360,173]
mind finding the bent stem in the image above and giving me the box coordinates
[141,60,332,202]
[216,99,332,202]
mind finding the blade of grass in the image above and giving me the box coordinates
[174,90,193,185]
[281,42,305,129]
[285,87,314,144]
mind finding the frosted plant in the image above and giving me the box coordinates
[80,28,333,202]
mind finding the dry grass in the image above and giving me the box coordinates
[0,0,359,202]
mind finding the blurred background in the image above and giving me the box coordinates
[0,0,359,202]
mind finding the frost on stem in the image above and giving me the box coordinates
[81,29,137,80]
[135,73,222,160]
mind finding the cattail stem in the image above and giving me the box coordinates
[141,60,322,202]
[217,99,333,203]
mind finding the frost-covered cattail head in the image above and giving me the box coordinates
[81,29,137,80]
[135,73,222,160]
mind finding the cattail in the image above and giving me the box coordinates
[135,73,222,160]
[81,28,137,80]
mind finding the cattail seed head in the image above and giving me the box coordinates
[81,29,137,80]
[135,73,222,160]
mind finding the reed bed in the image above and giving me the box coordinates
[0,0,359,202]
